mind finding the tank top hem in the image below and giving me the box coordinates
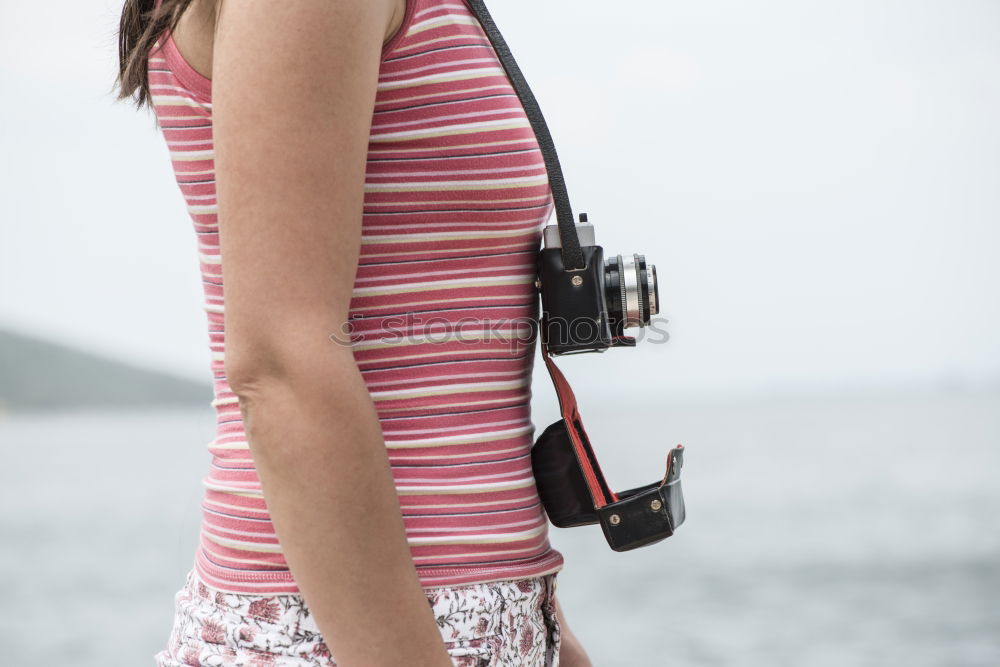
[192,544,565,594]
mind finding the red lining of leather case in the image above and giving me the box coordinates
[541,348,619,507]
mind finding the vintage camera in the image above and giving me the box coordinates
[536,213,660,355]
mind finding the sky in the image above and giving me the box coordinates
[1,0,998,398]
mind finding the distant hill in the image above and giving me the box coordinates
[0,328,211,412]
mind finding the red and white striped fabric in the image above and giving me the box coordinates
[147,0,565,593]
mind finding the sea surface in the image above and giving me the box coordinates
[1,388,998,666]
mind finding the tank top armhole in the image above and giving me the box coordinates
[156,29,214,103]
[382,0,419,59]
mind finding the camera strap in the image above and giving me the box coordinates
[466,0,687,549]
[464,0,587,271]
[464,0,666,510]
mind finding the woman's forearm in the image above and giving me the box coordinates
[231,351,452,667]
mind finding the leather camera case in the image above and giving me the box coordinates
[532,417,686,552]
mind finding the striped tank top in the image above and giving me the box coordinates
[147,0,565,593]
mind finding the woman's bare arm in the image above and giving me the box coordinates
[212,1,451,665]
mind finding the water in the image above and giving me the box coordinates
[1,389,998,666]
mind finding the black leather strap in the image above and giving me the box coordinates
[464,0,586,270]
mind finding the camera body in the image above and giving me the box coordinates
[536,213,659,355]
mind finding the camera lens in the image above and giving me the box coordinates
[604,253,658,328]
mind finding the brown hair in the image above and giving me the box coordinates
[115,0,197,109]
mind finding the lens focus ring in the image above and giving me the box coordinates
[622,254,642,327]
[647,264,658,317]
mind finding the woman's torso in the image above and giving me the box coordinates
[148,0,564,593]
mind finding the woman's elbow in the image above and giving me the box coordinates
[224,333,359,402]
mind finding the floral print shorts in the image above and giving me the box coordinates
[153,567,562,667]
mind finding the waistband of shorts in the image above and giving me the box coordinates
[178,562,560,639]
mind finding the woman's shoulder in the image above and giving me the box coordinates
[166,0,408,86]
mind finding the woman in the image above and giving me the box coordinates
[115,0,594,665]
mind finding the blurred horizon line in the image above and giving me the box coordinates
[1,319,997,415]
